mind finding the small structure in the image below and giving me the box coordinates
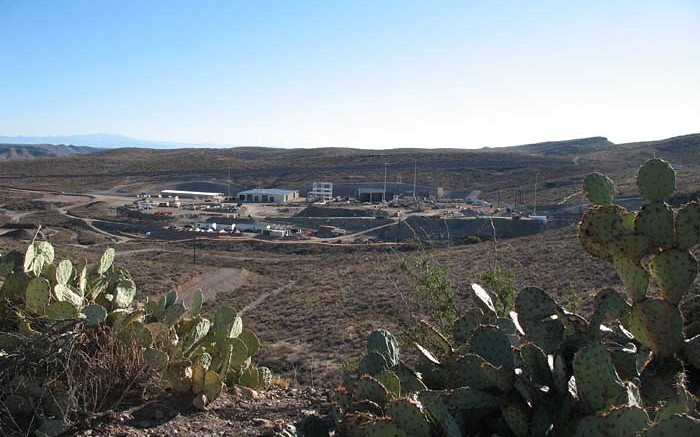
[160,190,224,200]
[238,189,299,203]
[307,182,333,202]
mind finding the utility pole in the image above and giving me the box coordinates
[192,235,196,265]
[533,173,539,215]
[227,163,231,198]
[396,171,400,200]
[413,159,417,199]
[383,163,388,204]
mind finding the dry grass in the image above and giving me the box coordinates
[0,319,159,436]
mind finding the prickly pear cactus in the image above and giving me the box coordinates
[0,242,273,433]
[334,158,700,437]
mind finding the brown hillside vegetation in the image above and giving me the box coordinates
[0,134,698,206]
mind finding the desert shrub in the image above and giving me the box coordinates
[479,266,517,317]
[0,236,272,436]
[397,257,456,344]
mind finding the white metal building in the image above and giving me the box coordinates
[160,190,224,200]
[307,181,333,202]
[237,189,299,203]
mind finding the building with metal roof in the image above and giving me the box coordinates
[237,188,299,203]
[160,190,224,199]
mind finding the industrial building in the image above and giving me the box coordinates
[356,188,393,203]
[160,190,224,200]
[307,182,333,202]
[237,188,299,203]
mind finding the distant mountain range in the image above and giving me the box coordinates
[0,143,98,160]
[0,134,227,150]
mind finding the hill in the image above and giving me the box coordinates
[0,143,99,160]
[0,134,697,206]
[492,136,616,156]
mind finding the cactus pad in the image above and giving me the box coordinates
[579,205,627,260]
[469,325,514,370]
[238,329,260,357]
[364,420,408,437]
[676,201,700,250]
[393,362,428,393]
[637,158,675,202]
[608,235,651,262]
[229,337,250,368]
[376,370,401,397]
[629,298,683,358]
[358,351,389,376]
[98,248,115,274]
[634,202,674,248]
[191,362,206,394]
[367,329,400,367]
[26,277,50,312]
[182,317,211,352]
[238,364,260,389]
[654,377,695,422]
[603,406,650,437]
[257,366,273,389]
[46,301,78,320]
[214,308,243,340]
[417,392,462,437]
[575,415,606,437]
[584,172,615,206]
[611,256,648,302]
[648,249,697,304]
[386,399,430,437]
[450,353,512,391]
[591,288,632,327]
[443,387,504,409]
[1,271,30,300]
[55,260,73,286]
[453,307,488,345]
[519,342,553,389]
[163,302,186,326]
[643,414,700,436]
[515,287,565,353]
[24,241,54,277]
[552,354,570,395]
[501,401,530,437]
[354,376,389,407]
[516,287,563,320]
[112,279,136,308]
[573,342,626,413]
[472,283,497,316]
[55,283,84,308]
[203,370,223,403]
[191,289,203,316]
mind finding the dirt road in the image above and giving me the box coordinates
[177,267,253,305]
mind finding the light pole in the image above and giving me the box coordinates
[383,163,388,204]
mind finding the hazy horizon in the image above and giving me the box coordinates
[1,131,699,151]
[1,1,698,149]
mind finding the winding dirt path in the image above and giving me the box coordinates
[241,280,297,315]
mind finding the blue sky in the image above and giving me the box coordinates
[1,0,698,148]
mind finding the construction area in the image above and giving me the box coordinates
[52,174,556,246]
